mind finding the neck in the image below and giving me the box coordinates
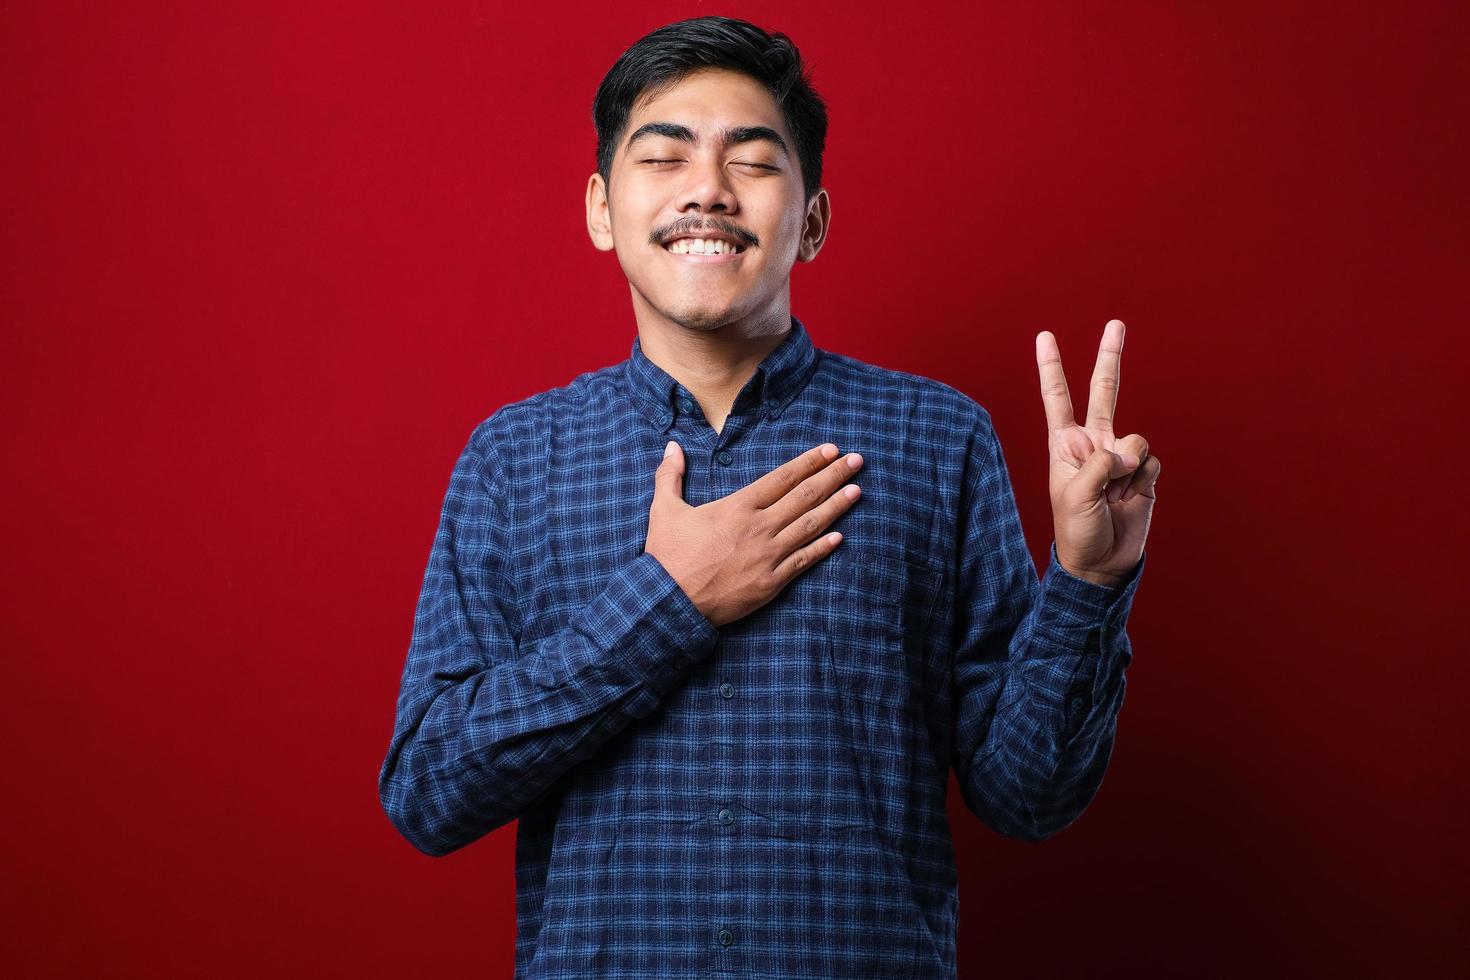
[632,294,792,432]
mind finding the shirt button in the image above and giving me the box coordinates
[716,450,733,465]
[717,928,734,947]
[678,397,695,414]
[1069,695,1086,712]
[719,682,734,699]
[718,807,735,825]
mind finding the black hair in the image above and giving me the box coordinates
[592,16,828,202]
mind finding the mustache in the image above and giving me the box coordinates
[650,218,759,249]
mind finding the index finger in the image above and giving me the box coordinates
[1035,331,1075,431]
[740,443,841,509]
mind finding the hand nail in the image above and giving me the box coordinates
[1123,453,1140,468]
[664,440,676,458]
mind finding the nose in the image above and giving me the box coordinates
[676,152,738,214]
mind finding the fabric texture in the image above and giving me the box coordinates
[379,315,1146,978]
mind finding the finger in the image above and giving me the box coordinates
[1035,331,1076,432]
[1086,319,1125,435]
[1074,443,1137,505]
[763,450,864,529]
[1106,433,1149,503]
[739,443,841,509]
[1121,455,1161,503]
[771,478,862,555]
[771,527,845,584]
[652,439,687,505]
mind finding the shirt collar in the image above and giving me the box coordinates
[623,315,820,431]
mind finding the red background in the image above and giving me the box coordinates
[5,2,1466,976]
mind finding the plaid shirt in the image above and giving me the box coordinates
[379,315,1145,978]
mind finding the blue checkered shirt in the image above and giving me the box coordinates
[379,315,1146,978]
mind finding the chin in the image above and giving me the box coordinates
[663,302,745,332]
[671,312,734,332]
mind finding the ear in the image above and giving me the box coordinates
[586,173,615,252]
[796,188,831,263]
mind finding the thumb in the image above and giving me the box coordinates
[653,439,686,504]
[1078,445,1139,499]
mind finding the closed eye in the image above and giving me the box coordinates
[639,159,779,172]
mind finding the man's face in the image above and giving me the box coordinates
[586,67,829,333]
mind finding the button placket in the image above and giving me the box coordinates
[709,642,739,966]
[704,432,745,965]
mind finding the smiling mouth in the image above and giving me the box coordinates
[662,237,746,256]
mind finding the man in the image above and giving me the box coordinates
[379,15,1159,978]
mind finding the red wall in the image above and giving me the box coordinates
[5,2,1465,976]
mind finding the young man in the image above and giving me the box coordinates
[379,15,1160,978]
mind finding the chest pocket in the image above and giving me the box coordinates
[824,545,944,708]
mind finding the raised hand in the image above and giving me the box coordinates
[1035,319,1160,588]
[645,441,865,627]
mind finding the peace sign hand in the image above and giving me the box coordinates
[1035,319,1160,588]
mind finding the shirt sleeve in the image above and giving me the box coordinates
[949,409,1146,842]
[377,421,720,857]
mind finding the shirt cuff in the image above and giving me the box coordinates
[573,551,721,682]
[1031,541,1146,642]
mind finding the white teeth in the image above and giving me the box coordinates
[666,238,739,255]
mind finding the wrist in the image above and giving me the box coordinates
[1057,556,1125,589]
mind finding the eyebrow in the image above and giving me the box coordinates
[624,122,790,159]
